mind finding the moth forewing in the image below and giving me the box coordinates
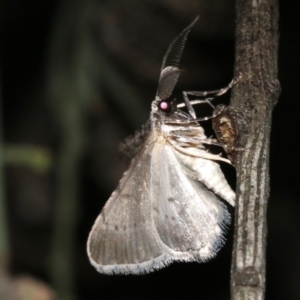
[87,131,166,275]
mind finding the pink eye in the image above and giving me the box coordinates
[158,100,172,113]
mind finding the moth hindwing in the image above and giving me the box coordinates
[87,17,235,275]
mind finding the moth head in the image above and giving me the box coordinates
[152,96,177,115]
[155,66,182,114]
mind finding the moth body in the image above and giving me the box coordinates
[87,17,235,275]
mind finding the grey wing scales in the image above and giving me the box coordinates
[87,133,167,275]
[151,141,231,262]
[87,131,231,275]
[173,147,236,206]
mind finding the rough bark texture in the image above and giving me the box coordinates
[230,0,280,299]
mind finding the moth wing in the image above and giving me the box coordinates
[88,131,232,274]
[87,132,167,275]
[151,141,231,262]
[172,145,236,206]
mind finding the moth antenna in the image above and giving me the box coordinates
[157,67,182,101]
[156,16,199,101]
[161,16,199,70]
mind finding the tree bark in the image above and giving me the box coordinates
[230,0,280,299]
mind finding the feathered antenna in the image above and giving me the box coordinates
[156,16,199,101]
[161,16,199,70]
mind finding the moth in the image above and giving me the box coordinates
[87,17,235,275]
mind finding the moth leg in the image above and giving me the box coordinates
[169,130,242,151]
[187,105,227,122]
[194,109,221,122]
[167,105,226,125]
[169,134,206,145]
[171,141,232,164]
[169,131,237,152]
[178,94,215,119]
[178,76,241,119]
[201,137,244,151]
[184,75,241,98]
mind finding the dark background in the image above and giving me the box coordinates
[0,0,299,299]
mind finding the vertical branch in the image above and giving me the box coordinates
[230,0,280,299]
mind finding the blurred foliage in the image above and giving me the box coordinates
[4,145,53,174]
